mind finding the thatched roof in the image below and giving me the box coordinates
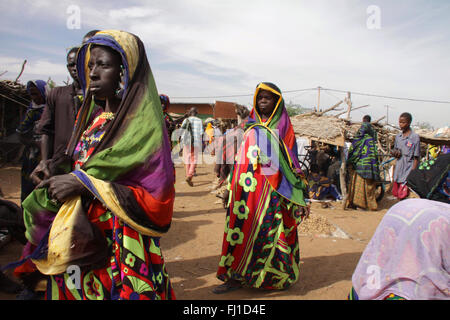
[0,80,30,108]
[0,80,27,93]
[291,112,397,150]
[0,80,30,140]
[291,114,345,139]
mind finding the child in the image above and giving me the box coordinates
[391,112,420,200]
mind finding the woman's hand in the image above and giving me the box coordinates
[36,174,87,203]
[30,159,51,185]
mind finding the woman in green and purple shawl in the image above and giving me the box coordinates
[346,115,380,211]
[15,30,176,300]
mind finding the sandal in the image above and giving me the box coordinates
[212,281,242,294]
[186,177,194,187]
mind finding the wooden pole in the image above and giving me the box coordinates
[0,97,4,138]
[339,144,348,210]
[387,134,391,154]
[335,104,369,118]
[317,100,343,116]
[345,92,352,120]
[317,86,321,112]
[373,115,386,124]
[385,105,389,125]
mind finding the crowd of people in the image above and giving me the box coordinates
[0,29,448,300]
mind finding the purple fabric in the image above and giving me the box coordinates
[352,198,450,300]
[28,210,55,245]
[116,147,174,199]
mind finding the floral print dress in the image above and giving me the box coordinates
[217,128,306,290]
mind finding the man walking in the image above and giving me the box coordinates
[180,107,203,186]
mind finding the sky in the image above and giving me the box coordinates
[1,0,449,128]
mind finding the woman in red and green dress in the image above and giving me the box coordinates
[214,82,310,294]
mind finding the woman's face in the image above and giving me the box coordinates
[88,46,122,99]
[29,85,45,105]
[257,89,278,119]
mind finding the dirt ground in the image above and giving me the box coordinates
[0,162,400,300]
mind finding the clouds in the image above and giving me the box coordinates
[0,54,68,83]
[1,0,449,127]
[108,6,161,20]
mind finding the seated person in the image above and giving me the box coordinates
[308,164,342,202]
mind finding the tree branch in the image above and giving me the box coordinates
[14,60,27,83]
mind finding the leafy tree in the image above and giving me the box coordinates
[285,101,308,117]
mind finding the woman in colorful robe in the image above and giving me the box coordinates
[349,198,449,300]
[19,30,175,300]
[346,116,380,211]
[214,82,309,293]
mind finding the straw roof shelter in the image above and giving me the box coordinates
[289,99,398,208]
[291,112,397,155]
[0,80,30,165]
[289,103,449,208]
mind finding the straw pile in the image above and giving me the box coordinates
[298,213,336,236]
[298,213,352,239]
